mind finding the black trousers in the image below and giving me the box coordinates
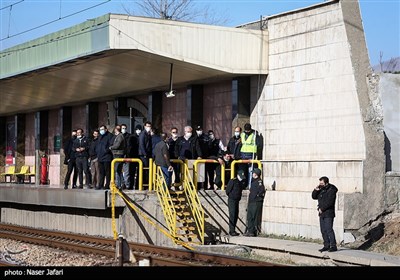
[76,157,92,186]
[246,201,263,235]
[319,216,337,248]
[64,159,77,186]
[228,198,240,234]
[98,161,111,189]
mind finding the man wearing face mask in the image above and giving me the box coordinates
[239,123,261,186]
[174,126,202,190]
[227,126,243,161]
[96,125,114,189]
[225,169,247,236]
[168,127,181,187]
[139,121,153,188]
[72,128,92,189]
[135,125,142,137]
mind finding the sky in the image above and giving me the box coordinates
[0,0,399,66]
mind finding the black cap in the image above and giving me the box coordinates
[196,125,202,131]
[237,170,245,180]
[135,125,142,130]
[253,168,261,177]
[244,123,252,131]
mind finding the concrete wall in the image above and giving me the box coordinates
[380,74,400,172]
[251,0,385,240]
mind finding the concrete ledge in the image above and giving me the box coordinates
[0,184,107,209]
[227,236,400,266]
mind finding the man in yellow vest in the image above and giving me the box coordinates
[239,123,261,187]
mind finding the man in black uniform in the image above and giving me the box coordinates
[225,169,247,236]
[244,168,265,236]
[312,176,338,252]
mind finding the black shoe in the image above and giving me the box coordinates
[64,185,68,189]
[328,247,337,252]
[78,185,83,189]
[319,247,329,252]
[72,185,77,189]
[243,232,255,237]
[229,232,239,236]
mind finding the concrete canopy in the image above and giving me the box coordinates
[0,14,268,116]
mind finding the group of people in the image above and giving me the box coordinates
[63,124,143,190]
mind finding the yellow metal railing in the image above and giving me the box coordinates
[182,164,205,244]
[154,166,177,238]
[230,159,262,179]
[193,159,227,190]
[110,158,194,250]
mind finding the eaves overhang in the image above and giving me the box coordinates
[0,14,268,116]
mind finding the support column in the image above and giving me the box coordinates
[86,102,99,135]
[186,85,203,127]
[16,114,26,168]
[148,91,163,130]
[232,77,250,129]
[0,117,6,166]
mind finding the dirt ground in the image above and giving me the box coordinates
[367,212,400,256]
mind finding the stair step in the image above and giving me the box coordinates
[176,233,198,239]
[176,212,191,216]
[172,197,186,202]
[173,205,186,209]
[178,226,195,231]
[177,219,195,224]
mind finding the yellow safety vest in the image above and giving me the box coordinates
[240,132,257,153]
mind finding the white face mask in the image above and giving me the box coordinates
[77,135,82,139]
[121,128,126,134]
[185,132,192,139]
[135,129,141,135]
[196,131,202,136]
[237,175,243,181]
[234,132,240,137]
[145,127,151,132]
[171,133,178,139]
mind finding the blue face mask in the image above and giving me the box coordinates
[99,129,105,135]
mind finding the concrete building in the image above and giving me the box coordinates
[1,0,399,243]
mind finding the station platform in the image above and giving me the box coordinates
[225,235,400,267]
[0,183,109,209]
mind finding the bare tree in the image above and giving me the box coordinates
[122,0,229,25]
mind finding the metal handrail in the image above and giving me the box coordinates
[182,164,205,244]
[193,159,226,190]
[230,159,262,179]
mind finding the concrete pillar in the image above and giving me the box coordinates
[186,85,203,127]
[0,117,5,166]
[148,92,163,130]
[16,114,26,168]
[232,77,250,129]
[86,102,99,135]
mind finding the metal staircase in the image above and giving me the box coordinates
[154,165,204,245]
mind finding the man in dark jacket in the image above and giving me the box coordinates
[312,176,338,252]
[72,128,92,188]
[63,130,78,189]
[96,125,114,189]
[225,169,247,236]
[244,168,265,237]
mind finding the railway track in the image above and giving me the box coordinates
[0,223,281,266]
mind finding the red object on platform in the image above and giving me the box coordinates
[40,155,48,185]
